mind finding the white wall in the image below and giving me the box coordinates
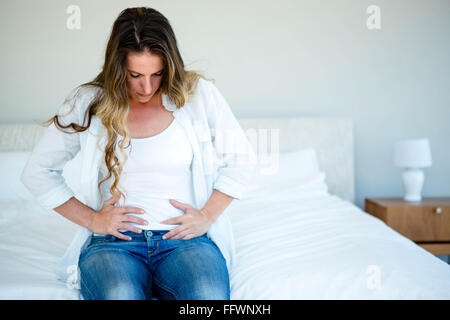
[1,0,449,209]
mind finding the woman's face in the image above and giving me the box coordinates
[125,49,164,105]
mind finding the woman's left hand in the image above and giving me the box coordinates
[161,199,213,240]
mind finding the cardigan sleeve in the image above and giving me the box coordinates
[205,81,257,200]
[20,86,90,211]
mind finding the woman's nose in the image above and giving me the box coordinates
[141,78,152,94]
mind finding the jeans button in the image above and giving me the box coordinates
[145,230,153,237]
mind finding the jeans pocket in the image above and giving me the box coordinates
[89,234,116,245]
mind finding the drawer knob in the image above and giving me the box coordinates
[434,207,442,214]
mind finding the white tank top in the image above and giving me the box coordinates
[97,117,194,234]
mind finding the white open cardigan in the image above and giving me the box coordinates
[21,78,257,285]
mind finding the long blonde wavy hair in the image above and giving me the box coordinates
[41,7,213,205]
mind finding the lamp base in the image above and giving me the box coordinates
[402,168,424,203]
[403,194,422,202]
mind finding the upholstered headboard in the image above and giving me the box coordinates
[0,117,354,203]
[238,117,354,203]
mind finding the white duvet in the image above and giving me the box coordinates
[1,187,449,300]
[228,184,450,299]
[0,200,80,299]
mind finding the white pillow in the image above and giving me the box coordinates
[0,152,34,202]
[0,151,82,203]
[243,148,328,199]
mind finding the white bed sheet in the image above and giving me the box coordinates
[1,191,449,300]
[0,200,80,300]
[228,190,450,299]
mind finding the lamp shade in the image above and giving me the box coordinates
[394,138,432,168]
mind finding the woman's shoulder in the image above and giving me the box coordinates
[195,77,227,105]
[181,77,231,120]
[196,77,217,96]
[187,77,222,109]
[58,84,103,125]
[66,84,103,105]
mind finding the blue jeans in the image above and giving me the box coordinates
[78,230,230,300]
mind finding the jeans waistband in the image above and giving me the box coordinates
[123,230,169,239]
[93,230,207,242]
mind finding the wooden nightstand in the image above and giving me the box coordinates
[365,197,450,255]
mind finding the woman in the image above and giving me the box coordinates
[21,7,256,300]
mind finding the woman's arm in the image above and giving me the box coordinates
[21,87,147,239]
[21,87,84,212]
[54,196,97,229]
[205,80,258,200]
[200,189,234,223]
[54,192,148,240]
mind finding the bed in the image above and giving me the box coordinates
[0,117,449,300]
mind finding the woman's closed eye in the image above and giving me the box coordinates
[130,72,163,78]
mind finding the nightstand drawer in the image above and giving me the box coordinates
[386,205,450,242]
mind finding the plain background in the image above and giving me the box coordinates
[0,0,449,212]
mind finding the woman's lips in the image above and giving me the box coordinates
[138,93,151,98]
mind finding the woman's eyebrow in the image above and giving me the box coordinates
[127,69,163,75]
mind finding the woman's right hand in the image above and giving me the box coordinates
[88,191,148,240]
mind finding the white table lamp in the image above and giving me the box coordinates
[394,138,432,202]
